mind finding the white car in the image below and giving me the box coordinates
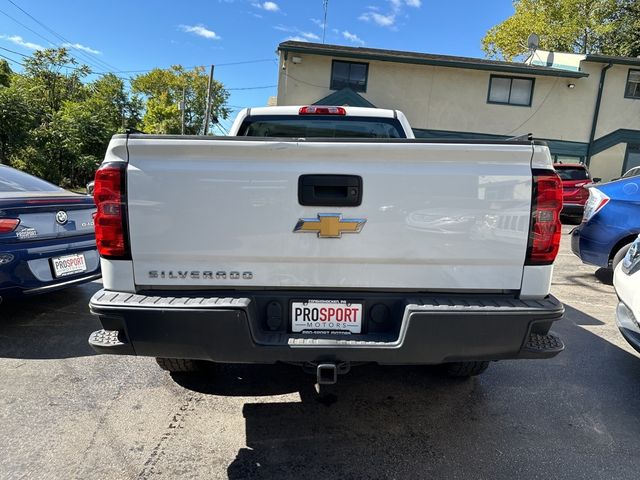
[614,234,640,353]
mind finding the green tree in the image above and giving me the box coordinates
[0,59,11,87]
[22,48,90,114]
[0,81,35,165]
[131,66,230,135]
[601,0,640,57]
[482,0,624,60]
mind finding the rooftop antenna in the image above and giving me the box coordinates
[322,0,328,43]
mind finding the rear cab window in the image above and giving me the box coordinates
[554,165,590,181]
[237,115,407,138]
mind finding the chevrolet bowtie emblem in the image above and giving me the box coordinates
[294,213,366,238]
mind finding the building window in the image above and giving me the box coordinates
[624,144,640,173]
[330,60,369,92]
[625,69,640,99]
[487,75,534,106]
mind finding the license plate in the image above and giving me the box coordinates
[51,253,87,278]
[291,300,363,334]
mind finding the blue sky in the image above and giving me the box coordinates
[0,0,514,132]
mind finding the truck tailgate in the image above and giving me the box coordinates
[125,138,533,291]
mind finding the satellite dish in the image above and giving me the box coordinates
[527,33,540,51]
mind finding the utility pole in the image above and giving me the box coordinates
[203,65,215,135]
[181,86,186,135]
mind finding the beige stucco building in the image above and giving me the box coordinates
[276,41,640,181]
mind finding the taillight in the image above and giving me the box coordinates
[582,188,609,223]
[0,218,20,233]
[93,162,130,259]
[526,170,563,265]
[299,106,346,115]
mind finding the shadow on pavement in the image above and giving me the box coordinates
[171,302,640,480]
[171,363,310,397]
[562,271,615,293]
[0,281,101,359]
[563,304,604,326]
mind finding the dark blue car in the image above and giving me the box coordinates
[0,165,101,301]
[571,176,640,270]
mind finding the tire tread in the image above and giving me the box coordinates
[155,357,199,372]
[445,361,490,378]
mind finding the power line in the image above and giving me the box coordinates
[506,78,559,135]
[283,71,328,89]
[0,7,57,47]
[227,84,277,90]
[0,52,24,66]
[1,45,278,93]
[106,58,277,74]
[0,45,29,57]
[5,0,121,73]
[0,6,109,74]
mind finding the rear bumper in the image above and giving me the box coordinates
[0,237,101,297]
[615,302,640,354]
[89,289,565,364]
[570,224,610,267]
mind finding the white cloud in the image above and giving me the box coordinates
[342,31,364,46]
[286,36,309,42]
[1,35,44,50]
[62,42,101,55]
[310,18,325,28]
[358,11,395,27]
[179,24,221,40]
[390,0,420,9]
[275,26,319,41]
[253,1,279,11]
[301,31,320,41]
[359,0,420,28]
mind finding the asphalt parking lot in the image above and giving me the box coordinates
[1,224,639,480]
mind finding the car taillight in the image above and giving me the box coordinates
[93,162,130,259]
[299,106,346,115]
[582,188,609,223]
[526,170,563,265]
[0,218,20,233]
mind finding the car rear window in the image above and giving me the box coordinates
[237,115,406,138]
[554,166,589,181]
[0,165,63,193]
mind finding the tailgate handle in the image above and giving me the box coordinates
[298,175,362,207]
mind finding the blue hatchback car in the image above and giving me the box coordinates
[571,176,640,270]
[0,165,101,301]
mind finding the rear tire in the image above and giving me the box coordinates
[443,361,490,378]
[155,357,200,373]
[611,243,632,271]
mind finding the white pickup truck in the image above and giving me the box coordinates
[88,106,565,383]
